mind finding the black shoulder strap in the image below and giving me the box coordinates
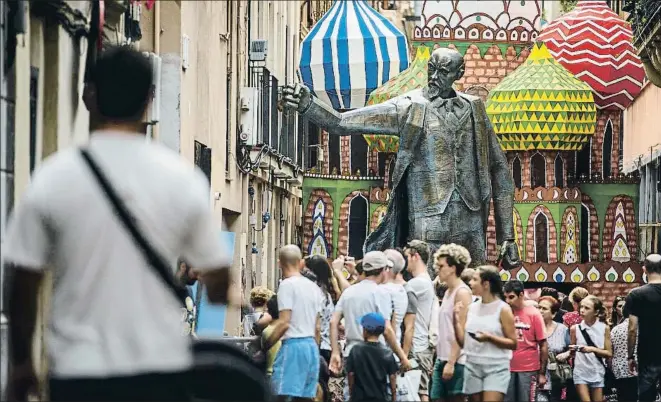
[578,325,596,348]
[79,148,188,305]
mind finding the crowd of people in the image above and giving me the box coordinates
[245,243,661,402]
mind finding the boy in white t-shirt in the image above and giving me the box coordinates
[264,245,323,400]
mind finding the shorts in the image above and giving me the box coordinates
[430,360,466,399]
[271,337,320,398]
[573,379,604,388]
[506,371,538,402]
[463,361,511,396]
[410,347,435,396]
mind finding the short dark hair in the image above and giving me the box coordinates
[540,287,559,300]
[89,46,153,121]
[644,254,661,274]
[266,295,279,320]
[405,240,430,265]
[364,267,384,277]
[503,280,524,295]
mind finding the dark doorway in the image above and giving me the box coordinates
[348,195,368,259]
[531,153,546,188]
[534,213,549,263]
[580,204,590,263]
[602,120,613,179]
[512,156,522,188]
[554,155,564,187]
[351,135,368,176]
[576,139,591,180]
[328,134,341,174]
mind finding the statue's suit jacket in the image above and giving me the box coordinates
[300,88,515,253]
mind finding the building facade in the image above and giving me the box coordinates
[137,1,304,335]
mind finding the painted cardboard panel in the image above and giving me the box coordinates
[190,231,236,336]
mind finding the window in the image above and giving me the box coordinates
[576,139,591,180]
[554,154,564,187]
[602,119,613,179]
[328,134,341,174]
[580,204,590,263]
[350,135,368,176]
[348,195,368,259]
[534,212,549,263]
[194,141,212,186]
[531,153,546,188]
[512,156,522,188]
[306,121,320,170]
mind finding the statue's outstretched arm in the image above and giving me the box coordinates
[486,116,515,244]
[301,96,402,137]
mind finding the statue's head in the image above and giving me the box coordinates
[427,48,465,96]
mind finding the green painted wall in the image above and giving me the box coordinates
[303,178,381,257]
[580,183,639,261]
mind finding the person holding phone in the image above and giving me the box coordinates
[454,266,517,402]
[569,295,612,402]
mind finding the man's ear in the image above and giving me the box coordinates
[455,67,465,81]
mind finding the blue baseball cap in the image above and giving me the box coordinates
[359,312,386,333]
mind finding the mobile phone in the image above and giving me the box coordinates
[468,332,477,339]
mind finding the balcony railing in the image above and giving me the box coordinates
[247,66,301,166]
[625,0,661,48]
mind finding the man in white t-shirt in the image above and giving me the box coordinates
[4,46,232,401]
[382,249,409,347]
[403,240,436,401]
[330,251,412,400]
[265,245,322,400]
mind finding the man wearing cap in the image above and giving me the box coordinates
[383,249,410,348]
[330,251,411,400]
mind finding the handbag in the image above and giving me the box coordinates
[80,148,272,401]
[578,325,616,391]
[548,351,572,386]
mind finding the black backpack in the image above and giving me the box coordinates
[80,148,272,401]
[190,339,272,401]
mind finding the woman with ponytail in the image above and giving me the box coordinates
[570,295,613,402]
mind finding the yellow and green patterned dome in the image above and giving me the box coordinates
[486,42,597,151]
[363,47,430,153]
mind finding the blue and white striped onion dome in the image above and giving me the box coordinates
[299,0,409,110]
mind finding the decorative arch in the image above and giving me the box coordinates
[576,138,592,179]
[560,206,579,264]
[531,152,546,188]
[581,194,600,262]
[525,205,558,263]
[303,189,334,257]
[603,195,637,261]
[338,190,370,257]
[370,205,388,233]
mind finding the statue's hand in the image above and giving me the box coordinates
[500,240,522,271]
[282,83,312,113]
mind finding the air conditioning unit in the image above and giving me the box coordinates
[249,39,268,61]
[142,52,162,125]
[239,87,260,145]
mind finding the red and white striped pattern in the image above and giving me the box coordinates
[538,0,645,110]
